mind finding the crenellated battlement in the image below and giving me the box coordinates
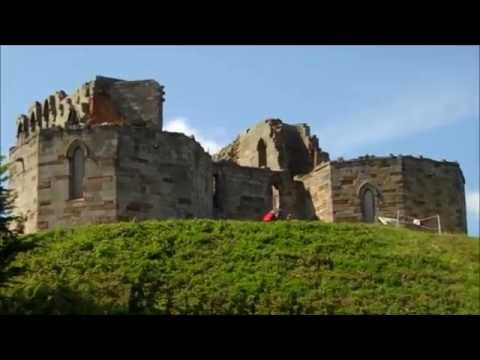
[14,76,165,145]
[16,83,94,143]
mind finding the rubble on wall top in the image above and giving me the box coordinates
[331,154,460,167]
[400,154,459,165]
[95,75,123,83]
[160,129,212,155]
[259,119,310,133]
[264,118,282,123]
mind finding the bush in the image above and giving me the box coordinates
[0,220,478,314]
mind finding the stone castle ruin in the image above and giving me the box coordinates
[8,76,468,234]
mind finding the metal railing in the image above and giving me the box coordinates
[378,210,442,235]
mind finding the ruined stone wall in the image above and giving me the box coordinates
[271,171,309,219]
[328,157,405,222]
[212,161,309,220]
[401,157,467,233]
[8,136,40,234]
[276,123,311,174]
[15,76,164,140]
[227,120,283,170]
[34,127,118,231]
[212,161,278,219]
[91,77,164,128]
[296,162,333,221]
[214,119,328,175]
[278,123,328,174]
[116,128,212,220]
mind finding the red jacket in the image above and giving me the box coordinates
[263,211,275,222]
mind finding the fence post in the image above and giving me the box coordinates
[437,215,442,235]
[396,210,400,228]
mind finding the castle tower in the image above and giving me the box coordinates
[8,77,212,234]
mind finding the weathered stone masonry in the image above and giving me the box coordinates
[8,76,468,234]
[116,127,213,221]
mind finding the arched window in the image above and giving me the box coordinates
[360,185,377,223]
[257,138,267,167]
[69,145,85,199]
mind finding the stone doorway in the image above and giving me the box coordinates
[361,188,376,223]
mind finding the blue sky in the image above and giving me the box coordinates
[1,46,478,236]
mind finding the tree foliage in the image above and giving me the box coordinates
[0,155,15,234]
[0,155,18,265]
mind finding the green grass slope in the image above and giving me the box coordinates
[0,220,478,314]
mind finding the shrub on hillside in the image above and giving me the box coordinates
[0,220,478,315]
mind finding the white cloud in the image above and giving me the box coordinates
[466,191,480,217]
[163,117,223,154]
[316,85,478,156]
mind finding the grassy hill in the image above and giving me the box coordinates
[0,219,478,314]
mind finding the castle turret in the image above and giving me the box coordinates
[8,76,210,234]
